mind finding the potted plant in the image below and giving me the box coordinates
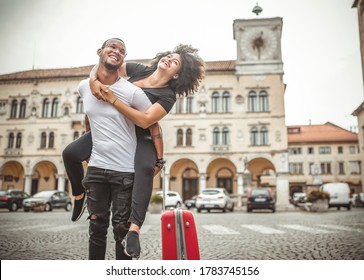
[306,190,330,212]
[32,202,45,212]
[149,193,163,214]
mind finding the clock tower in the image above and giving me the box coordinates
[233,16,290,210]
[233,17,283,75]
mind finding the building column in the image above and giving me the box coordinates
[236,172,244,208]
[275,172,291,210]
[199,173,207,192]
[24,175,32,195]
[163,172,170,192]
[57,174,65,192]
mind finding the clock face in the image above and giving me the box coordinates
[240,27,278,61]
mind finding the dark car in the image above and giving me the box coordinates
[184,195,197,209]
[354,192,364,207]
[247,188,275,213]
[0,189,30,211]
[22,190,72,212]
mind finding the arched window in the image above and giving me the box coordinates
[10,100,18,119]
[42,98,50,117]
[222,91,231,113]
[15,132,22,148]
[73,131,79,140]
[64,107,69,116]
[182,168,199,200]
[19,99,27,118]
[260,127,269,145]
[76,96,83,114]
[186,128,192,146]
[51,98,59,117]
[250,127,258,146]
[222,127,229,145]
[211,92,219,113]
[186,96,193,113]
[40,132,47,148]
[216,168,233,193]
[175,98,183,114]
[48,132,55,148]
[8,133,14,148]
[248,91,257,112]
[213,127,220,145]
[177,129,183,146]
[259,91,269,112]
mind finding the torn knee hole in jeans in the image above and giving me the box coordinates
[88,213,98,220]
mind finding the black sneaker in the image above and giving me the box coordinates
[71,193,87,222]
[122,231,141,259]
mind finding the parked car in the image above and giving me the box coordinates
[23,190,72,212]
[184,195,197,209]
[195,188,234,213]
[351,193,358,207]
[354,192,364,207]
[320,182,351,210]
[155,191,182,209]
[0,189,30,211]
[291,192,307,206]
[247,187,275,213]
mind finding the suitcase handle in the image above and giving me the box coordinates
[162,166,166,212]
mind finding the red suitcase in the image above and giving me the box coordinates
[161,208,200,260]
[160,167,200,260]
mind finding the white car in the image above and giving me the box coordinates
[195,188,234,213]
[155,191,182,209]
[320,182,351,210]
[292,192,307,206]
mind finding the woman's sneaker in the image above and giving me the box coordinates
[71,193,87,222]
[122,231,141,259]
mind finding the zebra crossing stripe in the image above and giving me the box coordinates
[241,225,285,234]
[317,224,361,233]
[202,225,240,235]
[280,224,333,234]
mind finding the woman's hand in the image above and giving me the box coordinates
[102,88,118,104]
[90,79,109,101]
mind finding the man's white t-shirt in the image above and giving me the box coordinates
[78,77,152,172]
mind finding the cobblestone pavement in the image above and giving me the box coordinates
[0,207,364,260]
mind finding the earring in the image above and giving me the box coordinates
[173,75,178,79]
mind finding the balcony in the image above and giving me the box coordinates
[211,145,230,153]
[4,148,23,157]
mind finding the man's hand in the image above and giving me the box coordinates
[153,166,162,177]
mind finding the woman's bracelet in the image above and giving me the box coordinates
[112,98,118,105]
[155,158,166,169]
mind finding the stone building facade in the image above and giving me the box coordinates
[352,0,364,190]
[0,15,361,210]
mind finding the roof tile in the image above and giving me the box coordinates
[288,122,358,143]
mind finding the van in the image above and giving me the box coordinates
[320,182,351,210]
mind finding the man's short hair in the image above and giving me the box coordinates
[101,38,124,49]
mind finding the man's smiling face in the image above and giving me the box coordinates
[98,39,126,70]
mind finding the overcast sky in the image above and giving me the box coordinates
[0,0,362,129]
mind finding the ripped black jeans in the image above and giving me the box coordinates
[82,166,134,260]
